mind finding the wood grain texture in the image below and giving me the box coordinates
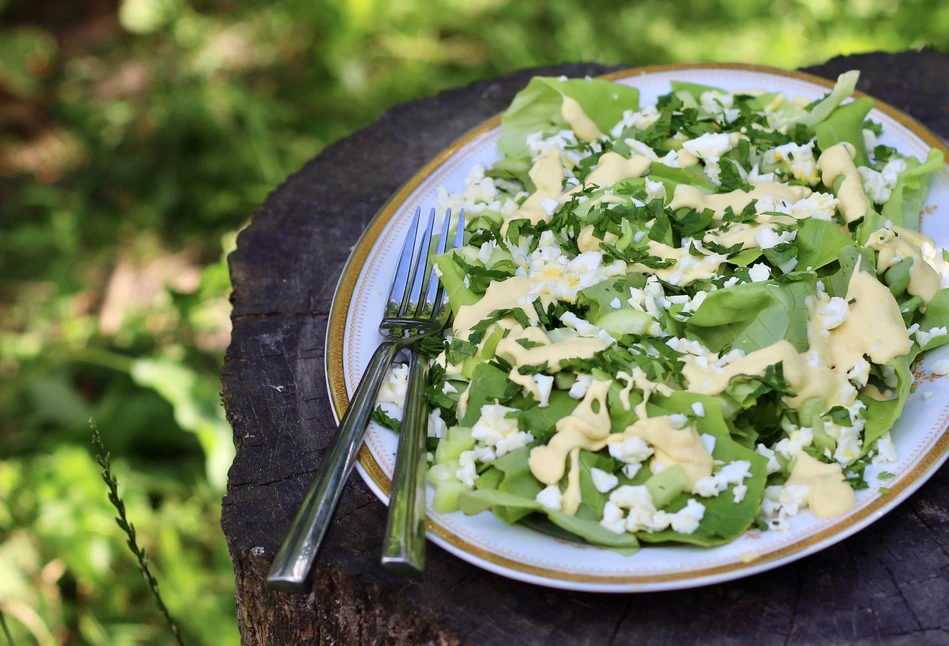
[221,51,949,645]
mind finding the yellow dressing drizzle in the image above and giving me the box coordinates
[669,182,812,218]
[585,151,651,188]
[496,331,606,373]
[561,448,582,515]
[817,142,870,223]
[529,379,613,488]
[618,416,714,488]
[682,339,849,408]
[512,150,565,227]
[451,276,537,339]
[786,452,855,518]
[577,225,618,253]
[865,227,940,304]
[825,264,912,373]
[560,95,602,142]
[628,240,725,286]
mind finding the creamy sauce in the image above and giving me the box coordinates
[562,448,582,515]
[866,227,940,304]
[674,149,700,168]
[616,371,635,411]
[560,95,602,142]
[629,240,725,285]
[451,276,537,339]
[508,368,542,402]
[703,217,795,250]
[513,150,565,227]
[586,152,651,188]
[862,384,896,401]
[786,452,856,518]
[619,416,714,488]
[683,339,849,408]
[817,142,870,223]
[495,330,607,372]
[529,380,613,490]
[824,265,912,374]
[669,182,812,218]
[577,224,618,253]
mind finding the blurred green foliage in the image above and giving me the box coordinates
[0,0,945,642]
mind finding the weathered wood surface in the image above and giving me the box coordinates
[221,51,949,645]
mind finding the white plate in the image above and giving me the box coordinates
[325,64,949,592]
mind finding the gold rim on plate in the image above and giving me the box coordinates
[325,62,949,585]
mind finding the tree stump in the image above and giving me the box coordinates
[221,52,949,645]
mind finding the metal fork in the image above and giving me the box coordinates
[380,209,460,576]
[267,207,463,592]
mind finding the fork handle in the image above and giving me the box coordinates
[381,349,429,575]
[267,340,402,592]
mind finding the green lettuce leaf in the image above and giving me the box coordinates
[814,97,874,167]
[500,77,641,158]
[458,488,640,551]
[796,219,856,271]
[460,363,518,426]
[858,355,912,458]
[686,279,815,353]
[648,162,717,192]
[641,393,769,546]
[881,149,946,231]
[794,70,860,128]
[917,289,949,352]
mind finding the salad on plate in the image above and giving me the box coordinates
[373,70,948,552]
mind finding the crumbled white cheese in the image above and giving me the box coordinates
[624,138,660,160]
[610,297,622,309]
[605,485,706,535]
[590,467,620,494]
[536,485,563,511]
[858,158,907,203]
[871,432,899,464]
[759,484,810,531]
[775,427,814,461]
[847,358,871,389]
[816,295,850,330]
[917,326,948,348]
[560,311,602,338]
[471,404,533,457]
[755,444,782,474]
[456,450,478,488]
[609,435,654,465]
[691,460,752,500]
[428,409,447,439]
[692,402,707,418]
[599,501,628,534]
[569,373,594,399]
[732,484,748,504]
[764,141,820,185]
[748,263,771,283]
[533,374,554,408]
[378,363,409,405]
[644,178,667,202]
[609,106,662,138]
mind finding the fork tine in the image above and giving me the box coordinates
[432,209,466,318]
[423,208,453,310]
[401,208,436,317]
[387,207,421,312]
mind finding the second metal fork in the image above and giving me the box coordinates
[267,206,463,592]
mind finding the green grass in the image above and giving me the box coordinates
[0,0,946,642]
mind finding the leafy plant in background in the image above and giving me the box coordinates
[0,0,946,643]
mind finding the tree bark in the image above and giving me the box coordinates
[222,51,949,645]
